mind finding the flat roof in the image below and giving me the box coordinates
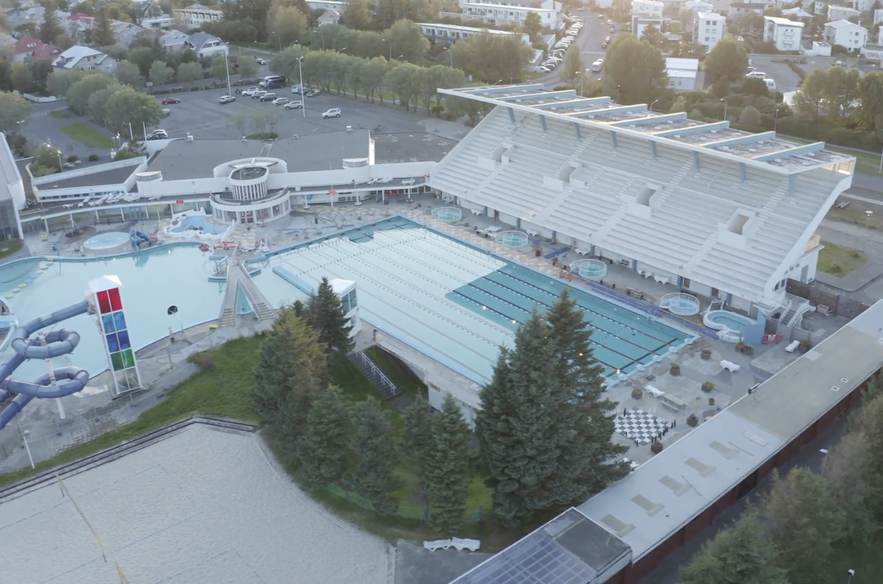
[148,140,264,181]
[373,132,457,163]
[37,162,141,190]
[438,85,854,174]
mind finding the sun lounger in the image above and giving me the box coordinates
[423,539,452,552]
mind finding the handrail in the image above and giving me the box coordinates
[359,351,399,395]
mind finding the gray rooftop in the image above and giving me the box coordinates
[37,161,140,190]
[452,509,631,584]
[440,85,855,174]
[264,129,371,171]
[374,132,458,163]
[147,140,264,181]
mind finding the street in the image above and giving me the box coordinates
[540,8,610,87]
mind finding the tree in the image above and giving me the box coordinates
[298,386,351,489]
[523,12,542,42]
[87,82,122,126]
[176,61,203,89]
[270,45,308,80]
[704,35,748,83]
[115,60,143,88]
[681,513,789,584]
[425,394,471,535]
[93,8,115,46]
[267,3,311,49]
[126,46,155,77]
[347,398,398,516]
[211,55,228,82]
[31,143,62,175]
[0,92,31,135]
[237,56,258,79]
[476,310,561,528]
[46,69,86,97]
[764,467,845,584]
[383,19,430,63]
[66,72,116,115]
[738,105,762,126]
[306,277,354,353]
[399,395,434,495]
[450,31,533,83]
[250,307,327,448]
[10,62,32,93]
[560,44,584,86]
[341,0,371,31]
[825,432,878,543]
[793,68,825,119]
[603,33,668,104]
[38,8,63,45]
[148,60,173,86]
[642,24,663,47]
[794,66,860,120]
[545,290,628,501]
[849,393,883,520]
[858,71,883,131]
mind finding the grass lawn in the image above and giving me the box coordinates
[827,537,883,583]
[826,205,883,231]
[0,238,23,260]
[48,110,68,119]
[365,346,427,398]
[818,241,867,276]
[60,123,114,149]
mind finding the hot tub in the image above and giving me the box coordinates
[83,232,131,251]
[704,310,763,344]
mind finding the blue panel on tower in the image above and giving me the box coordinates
[117,329,131,350]
[106,333,120,353]
[113,311,127,332]
[102,313,115,333]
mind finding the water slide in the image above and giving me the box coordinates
[0,300,90,430]
[130,230,152,250]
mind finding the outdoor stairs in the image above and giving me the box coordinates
[217,254,275,328]
[347,350,401,399]
[781,307,798,327]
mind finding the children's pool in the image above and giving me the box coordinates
[170,216,228,235]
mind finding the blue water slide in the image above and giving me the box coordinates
[0,300,90,430]
[130,230,152,250]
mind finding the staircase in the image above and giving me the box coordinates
[217,254,275,327]
[348,351,401,399]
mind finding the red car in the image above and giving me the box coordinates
[161,97,181,105]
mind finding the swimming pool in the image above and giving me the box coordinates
[253,218,694,382]
[0,245,223,381]
[171,216,228,235]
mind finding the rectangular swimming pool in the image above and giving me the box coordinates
[252,217,694,383]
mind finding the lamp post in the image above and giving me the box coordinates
[297,55,306,119]
[616,84,621,102]
[819,448,829,475]
[774,107,780,132]
[866,210,873,233]
[493,79,503,85]
[649,99,659,112]
[847,569,855,584]
[443,46,453,67]
[223,47,232,97]
[720,98,728,121]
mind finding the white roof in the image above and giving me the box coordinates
[632,0,664,6]
[828,4,859,12]
[53,44,103,68]
[696,10,725,19]
[418,22,520,35]
[826,19,867,31]
[783,7,813,17]
[666,57,699,71]
[764,15,805,26]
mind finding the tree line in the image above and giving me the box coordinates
[252,284,627,532]
[682,383,883,584]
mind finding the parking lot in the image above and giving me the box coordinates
[156,87,428,141]
[749,53,879,95]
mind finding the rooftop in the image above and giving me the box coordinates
[764,15,805,26]
[826,19,867,30]
[438,85,852,174]
[34,160,140,190]
[373,132,457,164]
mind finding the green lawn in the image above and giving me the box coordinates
[0,239,23,260]
[827,206,883,231]
[365,346,427,397]
[827,537,883,583]
[818,240,867,276]
[60,123,114,149]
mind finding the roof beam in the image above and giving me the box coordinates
[566,105,647,119]
[608,113,687,127]
[654,121,729,138]
[499,90,577,103]
[703,131,776,148]
[753,142,826,161]
[457,84,544,97]
[534,97,612,111]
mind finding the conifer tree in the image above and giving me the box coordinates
[348,398,398,515]
[307,277,354,353]
[681,513,789,584]
[545,289,628,502]
[299,386,351,489]
[251,307,327,448]
[399,395,434,491]
[39,8,63,46]
[93,9,116,47]
[425,394,471,535]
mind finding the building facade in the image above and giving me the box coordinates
[694,11,727,51]
[824,19,868,51]
[418,22,526,45]
[763,15,804,51]
[666,57,699,90]
[172,4,223,29]
[457,0,562,29]
[0,133,25,241]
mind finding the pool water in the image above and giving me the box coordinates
[171,216,228,235]
[0,246,223,381]
[708,313,751,333]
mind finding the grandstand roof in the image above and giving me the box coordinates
[438,85,852,174]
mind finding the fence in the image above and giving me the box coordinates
[325,483,485,524]
[786,279,870,319]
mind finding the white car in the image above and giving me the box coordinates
[590,59,604,73]
[284,100,303,109]
[241,87,259,96]
[146,129,168,140]
[322,108,342,119]
[219,95,235,104]
[272,97,289,106]
[255,57,267,65]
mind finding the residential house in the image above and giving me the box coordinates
[5,5,45,30]
[781,7,813,18]
[317,9,340,25]
[456,0,563,30]
[160,29,190,51]
[827,5,860,21]
[824,19,868,51]
[172,4,223,30]
[875,8,883,24]
[111,20,151,47]
[728,3,767,18]
[763,15,804,51]
[53,45,117,72]
[305,0,345,10]
[666,57,699,90]
[695,11,726,51]
[62,12,96,40]
[631,0,667,39]
[12,36,60,63]
[142,15,174,29]
[844,0,875,12]
[418,22,527,46]
[685,0,714,13]
[183,31,228,58]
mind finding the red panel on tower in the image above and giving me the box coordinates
[109,287,122,311]
[97,290,111,314]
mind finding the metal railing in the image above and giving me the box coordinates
[358,351,400,396]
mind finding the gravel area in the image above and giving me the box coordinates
[0,425,394,584]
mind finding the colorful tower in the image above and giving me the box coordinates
[86,276,142,396]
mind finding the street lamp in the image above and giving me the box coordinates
[493,79,503,85]
[819,448,829,475]
[774,107,780,132]
[847,569,855,584]
[296,55,306,119]
[223,47,232,97]
[649,99,659,112]
[866,210,873,232]
[720,98,728,121]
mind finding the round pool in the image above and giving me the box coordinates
[83,232,130,251]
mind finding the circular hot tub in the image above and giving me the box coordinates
[83,232,131,251]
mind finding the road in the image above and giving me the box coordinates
[540,8,611,87]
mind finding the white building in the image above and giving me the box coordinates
[52,45,116,72]
[827,5,860,20]
[172,4,223,29]
[781,6,813,18]
[457,0,562,30]
[694,12,727,51]
[418,23,526,46]
[632,0,664,18]
[184,32,228,58]
[845,0,875,12]
[429,84,855,313]
[329,279,361,339]
[875,8,883,24]
[728,3,767,18]
[666,57,699,90]
[763,15,804,51]
[305,0,345,11]
[317,9,340,25]
[160,29,190,51]
[824,19,868,51]
[685,0,714,14]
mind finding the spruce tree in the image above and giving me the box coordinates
[681,513,788,584]
[307,277,354,353]
[399,395,434,492]
[546,289,628,502]
[39,9,63,46]
[425,394,471,535]
[93,9,116,47]
[299,386,351,489]
[348,398,398,515]
[251,307,327,448]
[476,310,560,528]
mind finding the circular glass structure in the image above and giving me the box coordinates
[83,232,130,251]
[661,292,700,316]
[432,207,462,223]
[572,259,607,280]
[498,230,529,248]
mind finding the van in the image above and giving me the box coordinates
[745,71,765,79]
[259,75,286,89]
[764,78,777,91]
[590,59,603,72]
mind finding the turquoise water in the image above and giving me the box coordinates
[707,311,753,333]
[0,245,223,381]
[172,216,227,235]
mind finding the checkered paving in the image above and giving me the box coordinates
[615,408,669,445]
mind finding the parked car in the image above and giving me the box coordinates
[322,108,342,119]
[272,97,289,106]
[242,87,259,96]
[147,129,168,140]
[252,90,267,99]
[255,57,267,65]
[259,92,277,102]
[590,59,604,72]
[161,97,181,105]
[601,42,608,49]
[219,95,236,104]
[305,89,321,97]
[284,100,303,109]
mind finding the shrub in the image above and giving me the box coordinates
[66,154,79,162]
[739,105,762,127]
[88,154,99,162]
[197,357,215,371]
